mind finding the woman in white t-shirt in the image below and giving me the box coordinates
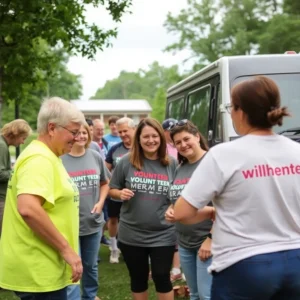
[173,76,300,300]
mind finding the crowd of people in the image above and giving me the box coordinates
[0,75,300,300]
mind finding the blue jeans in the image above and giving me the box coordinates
[15,288,67,300]
[211,249,300,300]
[179,246,212,300]
[67,230,102,300]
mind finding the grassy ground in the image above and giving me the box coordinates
[0,245,189,300]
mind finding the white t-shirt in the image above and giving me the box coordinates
[181,134,300,273]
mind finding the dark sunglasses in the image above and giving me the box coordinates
[169,119,188,130]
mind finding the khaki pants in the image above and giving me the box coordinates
[0,201,5,236]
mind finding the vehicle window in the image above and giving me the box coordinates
[215,84,223,142]
[233,74,300,133]
[168,97,185,120]
[187,85,211,135]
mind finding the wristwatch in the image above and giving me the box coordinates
[207,233,212,239]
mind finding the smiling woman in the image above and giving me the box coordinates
[62,123,110,300]
[109,118,177,300]
[0,97,86,300]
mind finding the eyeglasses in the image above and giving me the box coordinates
[225,104,233,114]
[59,126,80,137]
[169,119,188,130]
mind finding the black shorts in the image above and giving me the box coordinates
[107,199,122,218]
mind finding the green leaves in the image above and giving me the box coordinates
[0,0,132,124]
[164,0,300,66]
[90,62,184,121]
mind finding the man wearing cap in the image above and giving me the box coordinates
[162,118,178,158]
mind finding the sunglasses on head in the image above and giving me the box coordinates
[169,119,188,130]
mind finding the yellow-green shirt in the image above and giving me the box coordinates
[0,140,79,292]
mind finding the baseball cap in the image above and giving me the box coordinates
[162,118,178,131]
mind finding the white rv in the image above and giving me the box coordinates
[166,54,300,145]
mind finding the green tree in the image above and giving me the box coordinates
[0,0,132,124]
[164,0,300,66]
[2,52,82,129]
[91,71,145,99]
[91,62,183,109]
[151,87,167,122]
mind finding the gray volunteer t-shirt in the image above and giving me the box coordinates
[109,153,177,247]
[170,159,213,249]
[106,142,129,170]
[62,149,110,236]
[106,142,130,202]
[89,141,105,159]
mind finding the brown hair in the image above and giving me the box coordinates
[231,76,290,128]
[1,119,32,138]
[130,118,169,170]
[108,116,120,125]
[170,120,209,164]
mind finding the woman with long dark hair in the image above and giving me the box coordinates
[165,120,213,300]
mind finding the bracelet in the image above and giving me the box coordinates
[207,233,212,239]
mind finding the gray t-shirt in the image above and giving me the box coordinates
[62,149,109,236]
[89,141,105,159]
[106,142,130,202]
[170,159,213,249]
[182,135,300,273]
[106,142,129,170]
[109,153,177,247]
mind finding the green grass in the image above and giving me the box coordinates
[0,246,189,300]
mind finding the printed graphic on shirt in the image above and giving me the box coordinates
[68,169,100,192]
[242,163,300,179]
[169,177,190,199]
[130,171,170,198]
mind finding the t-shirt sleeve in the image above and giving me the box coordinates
[181,151,224,209]
[16,155,55,205]
[109,157,127,190]
[0,143,11,182]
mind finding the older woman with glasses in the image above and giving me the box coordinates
[0,97,85,300]
[174,76,300,300]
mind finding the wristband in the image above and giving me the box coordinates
[207,233,212,239]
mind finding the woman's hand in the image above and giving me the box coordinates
[165,205,176,223]
[198,237,212,261]
[91,202,103,214]
[120,188,134,201]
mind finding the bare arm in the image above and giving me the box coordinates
[17,194,82,282]
[173,196,214,224]
[105,162,112,172]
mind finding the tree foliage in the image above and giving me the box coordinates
[0,0,132,124]
[91,62,183,121]
[2,52,82,129]
[164,0,300,65]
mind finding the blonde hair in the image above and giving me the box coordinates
[1,119,32,138]
[82,123,92,149]
[37,97,85,134]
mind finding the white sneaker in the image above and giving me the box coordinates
[109,249,120,264]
